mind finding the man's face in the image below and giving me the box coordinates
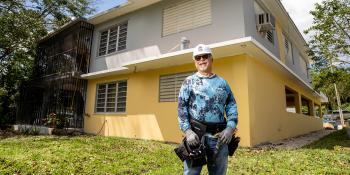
[194,54,213,73]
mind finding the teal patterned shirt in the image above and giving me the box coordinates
[177,72,238,132]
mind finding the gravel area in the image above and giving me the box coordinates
[254,129,336,150]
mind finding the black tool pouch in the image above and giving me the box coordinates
[228,136,240,156]
[174,118,208,167]
[187,118,208,167]
[174,138,190,162]
[189,118,207,139]
[174,137,207,167]
[187,140,207,167]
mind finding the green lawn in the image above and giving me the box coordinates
[0,129,349,175]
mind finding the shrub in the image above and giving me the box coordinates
[43,112,66,129]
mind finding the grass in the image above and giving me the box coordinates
[0,129,349,175]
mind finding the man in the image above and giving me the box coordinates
[178,44,238,175]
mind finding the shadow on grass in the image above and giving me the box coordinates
[0,129,91,140]
[303,129,350,150]
[0,129,22,139]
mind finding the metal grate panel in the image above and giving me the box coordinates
[159,71,194,102]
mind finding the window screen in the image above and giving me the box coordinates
[98,22,128,56]
[96,80,127,112]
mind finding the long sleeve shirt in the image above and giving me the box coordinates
[177,72,238,132]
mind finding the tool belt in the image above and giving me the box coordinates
[189,118,240,156]
[174,118,241,165]
[190,118,226,136]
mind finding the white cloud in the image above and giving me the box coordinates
[281,0,323,41]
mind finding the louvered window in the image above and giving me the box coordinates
[98,22,128,56]
[283,33,294,63]
[284,37,289,52]
[159,72,194,102]
[95,80,127,113]
[162,0,212,36]
[300,54,309,78]
[266,30,274,44]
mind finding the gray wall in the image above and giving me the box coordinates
[243,0,310,84]
[285,45,310,83]
[242,0,280,59]
[88,0,310,85]
[90,0,246,72]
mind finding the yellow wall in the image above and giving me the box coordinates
[275,21,286,64]
[246,55,322,146]
[84,55,252,146]
[84,54,322,147]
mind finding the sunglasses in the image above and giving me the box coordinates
[194,54,211,61]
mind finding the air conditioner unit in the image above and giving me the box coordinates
[256,13,275,33]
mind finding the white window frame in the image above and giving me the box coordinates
[95,80,127,113]
[98,22,128,56]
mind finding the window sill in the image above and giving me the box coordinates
[96,48,127,59]
[93,112,127,116]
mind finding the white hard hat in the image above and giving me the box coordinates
[193,44,212,59]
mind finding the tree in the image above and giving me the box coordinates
[305,0,350,70]
[305,0,350,125]
[312,68,350,110]
[0,0,95,127]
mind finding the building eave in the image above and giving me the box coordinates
[80,67,131,79]
[320,92,329,103]
[81,37,321,98]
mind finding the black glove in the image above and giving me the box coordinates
[219,127,234,144]
[185,129,199,146]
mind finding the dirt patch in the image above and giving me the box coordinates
[0,129,20,139]
[51,128,85,136]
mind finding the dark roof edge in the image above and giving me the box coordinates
[38,17,88,44]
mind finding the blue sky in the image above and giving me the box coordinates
[93,0,128,15]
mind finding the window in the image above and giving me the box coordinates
[285,87,298,113]
[301,96,311,116]
[162,0,212,36]
[159,71,194,102]
[254,1,275,44]
[314,104,321,117]
[304,58,309,79]
[283,33,294,64]
[95,80,127,113]
[299,54,309,78]
[266,30,274,44]
[284,36,289,52]
[98,22,128,56]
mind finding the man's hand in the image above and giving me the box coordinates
[185,129,199,146]
[219,127,235,144]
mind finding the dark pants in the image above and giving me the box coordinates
[184,135,228,175]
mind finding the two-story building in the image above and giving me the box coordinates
[24,0,325,147]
